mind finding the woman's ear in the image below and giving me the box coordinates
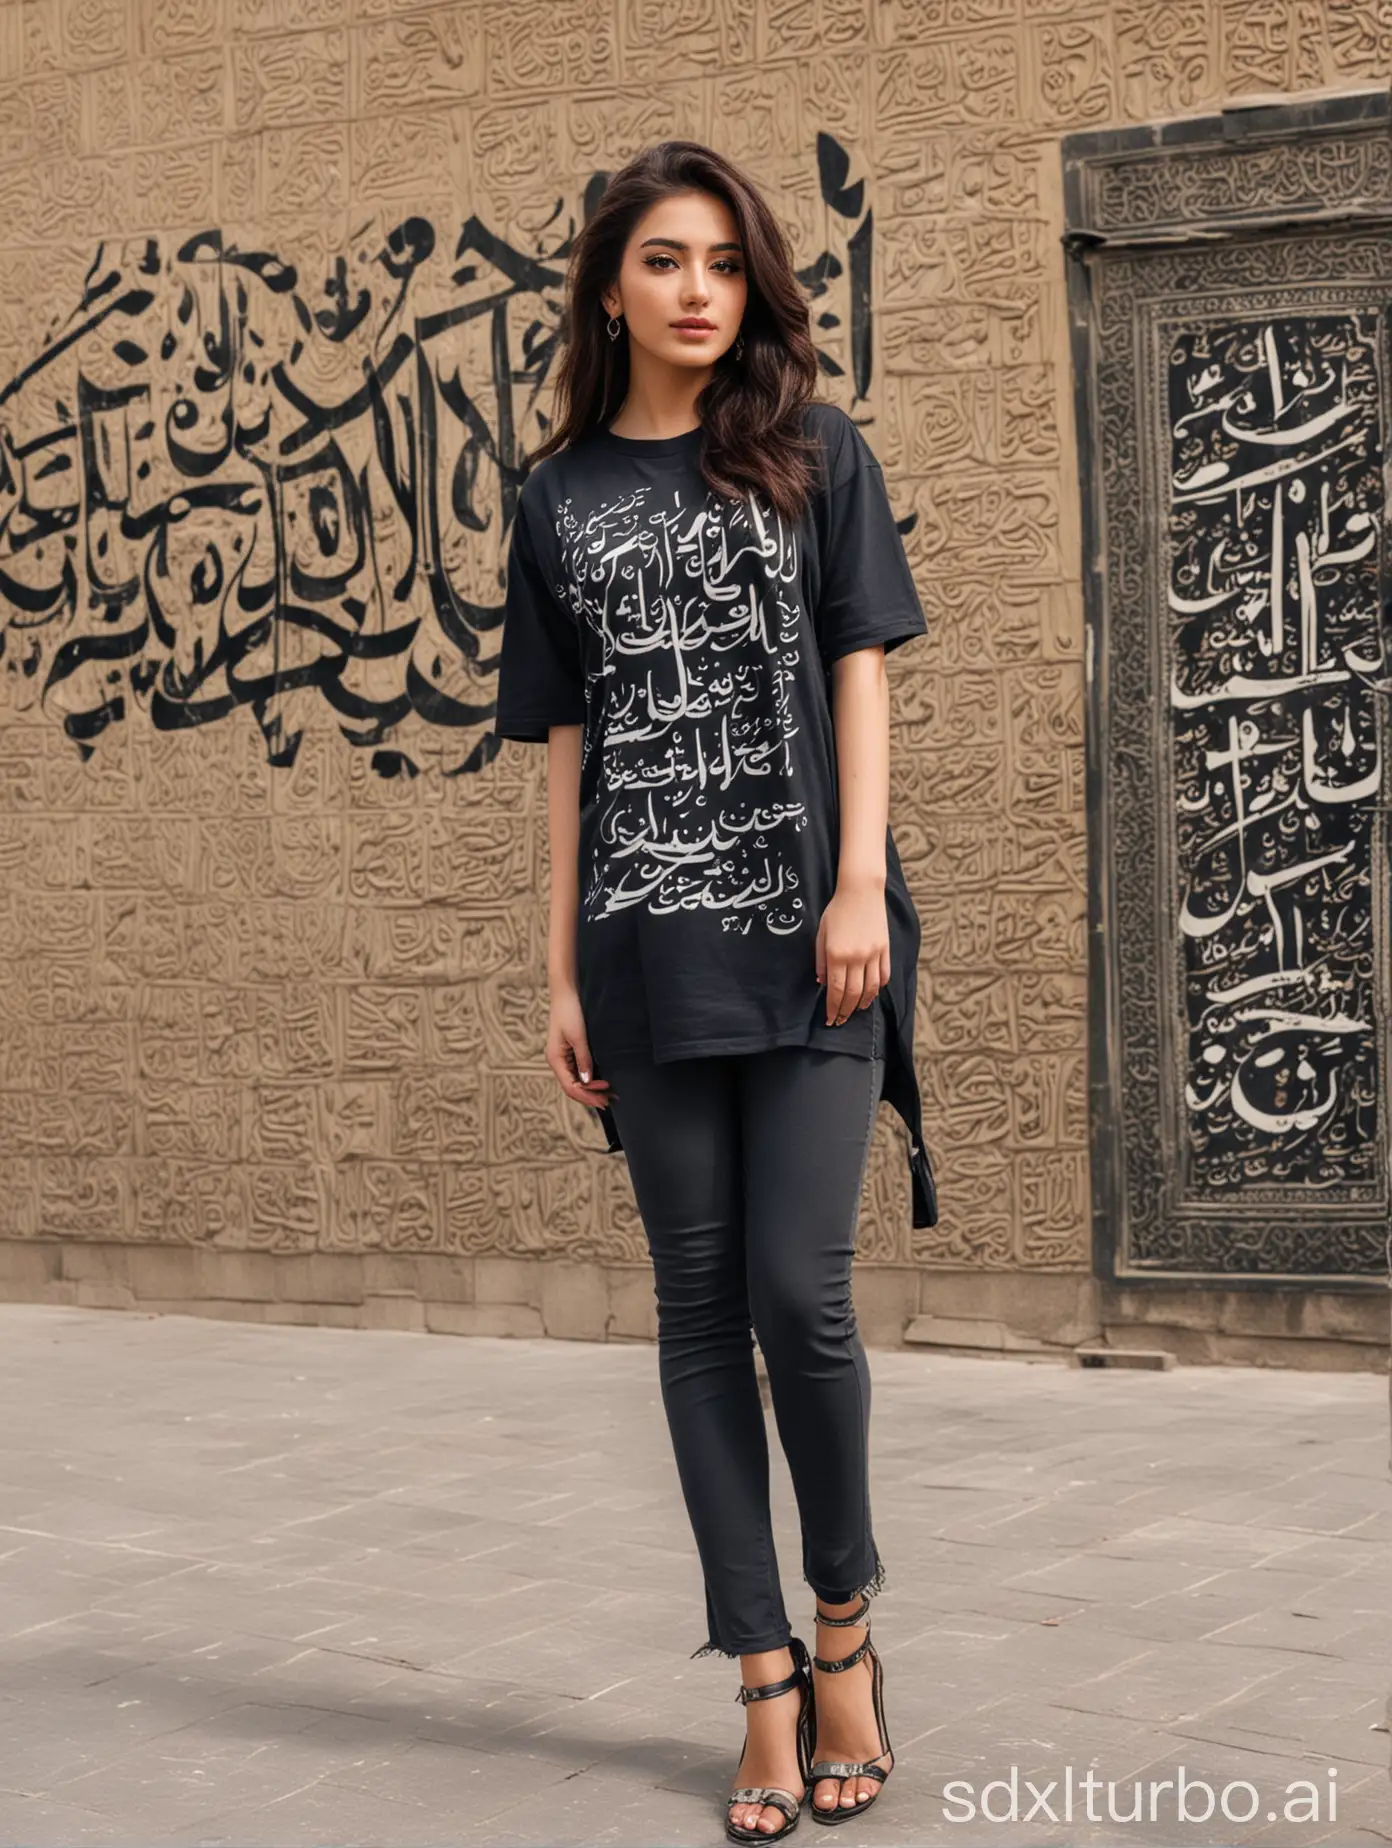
[600,283,621,319]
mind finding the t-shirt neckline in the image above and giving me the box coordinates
[592,422,703,458]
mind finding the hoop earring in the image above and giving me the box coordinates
[606,314,622,342]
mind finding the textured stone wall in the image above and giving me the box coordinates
[0,0,1388,1306]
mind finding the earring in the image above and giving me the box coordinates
[734,332,745,361]
[606,314,622,341]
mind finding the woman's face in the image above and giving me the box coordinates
[601,188,748,372]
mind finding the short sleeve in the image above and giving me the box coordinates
[811,410,927,668]
[493,493,587,743]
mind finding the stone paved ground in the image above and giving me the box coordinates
[0,1303,1389,1848]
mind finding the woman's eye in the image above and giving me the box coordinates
[642,255,742,273]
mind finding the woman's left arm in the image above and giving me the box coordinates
[816,645,892,1028]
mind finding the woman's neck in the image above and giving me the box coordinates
[606,354,712,441]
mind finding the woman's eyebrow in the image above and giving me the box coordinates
[639,236,744,254]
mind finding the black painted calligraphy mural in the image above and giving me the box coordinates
[1168,317,1385,1197]
[0,136,874,779]
[803,133,873,405]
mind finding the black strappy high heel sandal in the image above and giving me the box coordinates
[807,1596,895,1825]
[725,1635,815,1843]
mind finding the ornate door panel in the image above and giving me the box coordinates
[1065,95,1392,1279]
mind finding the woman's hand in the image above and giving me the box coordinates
[547,982,617,1110]
[815,875,890,1027]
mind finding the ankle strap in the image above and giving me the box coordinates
[812,1633,871,1675]
[735,1663,804,1705]
[814,1595,870,1628]
[734,1636,809,1705]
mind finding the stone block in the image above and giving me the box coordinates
[1102,1284,1223,1333]
[850,1266,915,1345]
[1099,1324,1218,1365]
[607,1268,657,1341]
[1224,1289,1307,1340]
[59,1243,129,1285]
[0,1276,77,1304]
[1215,1333,1389,1376]
[474,1255,542,1307]
[905,1313,1009,1350]
[275,1253,365,1305]
[425,1302,544,1337]
[197,1249,279,1302]
[539,1260,608,1340]
[262,1303,363,1328]
[920,1269,1099,1340]
[75,1281,136,1310]
[137,1300,269,1324]
[1102,1285,1391,1358]
[1294,1291,1389,1343]
[129,1245,200,1301]
[419,1254,475,1303]
[360,1294,427,1332]
[0,1243,63,1287]
[362,1253,423,1296]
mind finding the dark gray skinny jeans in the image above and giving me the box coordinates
[602,1041,888,1659]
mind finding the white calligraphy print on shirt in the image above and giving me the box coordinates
[557,483,809,936]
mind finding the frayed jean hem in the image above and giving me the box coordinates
[690,1630,795,1661]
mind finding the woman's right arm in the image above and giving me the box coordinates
[544,723,614,1111]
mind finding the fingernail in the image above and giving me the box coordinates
[580,1069,590,1083]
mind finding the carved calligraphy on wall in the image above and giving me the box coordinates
[1168,317,1384,1199]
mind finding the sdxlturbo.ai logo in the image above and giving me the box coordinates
[942,1763,1338,1827]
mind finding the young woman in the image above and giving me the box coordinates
[494,140,936,1841]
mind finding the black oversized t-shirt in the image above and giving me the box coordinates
[494,401,938,1227]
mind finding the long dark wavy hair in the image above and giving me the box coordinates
[529,141,822,521]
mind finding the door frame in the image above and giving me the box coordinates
[1062,90,1392,1286]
